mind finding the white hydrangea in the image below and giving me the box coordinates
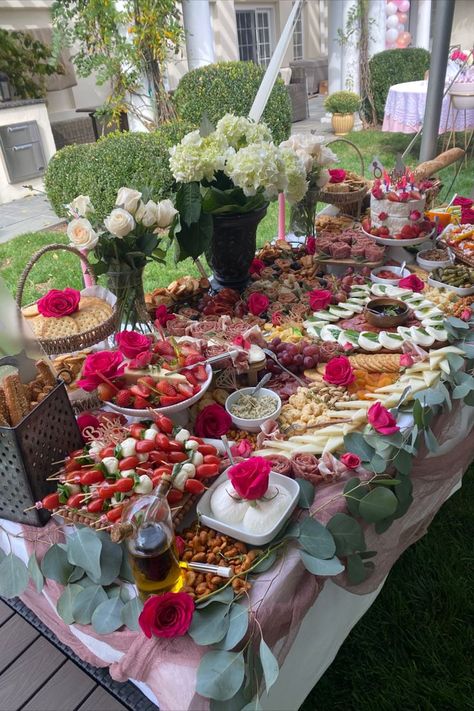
[215,113,272,149]
[280,148,308,204]
[224,142,287,199]
[169,132,232,183]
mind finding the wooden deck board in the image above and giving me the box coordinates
[0,614,39,674]
[78,686,129,711]
[0,600,14,626]
[22,659,97,711]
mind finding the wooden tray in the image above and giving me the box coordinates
[315,256,383,267]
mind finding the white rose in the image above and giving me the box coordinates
[295,149,314,174]
[141,200,159,228]
[104,208,135,238]
[316,168,330,188]
[68,195,94,217]
[155,199,178,228]
[134,200,146,222]
[67,218,99,250]
[116,187,142,214]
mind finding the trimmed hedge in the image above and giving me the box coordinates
[45,120,193,219]
[367,48,430,123]
[173,61,292,145]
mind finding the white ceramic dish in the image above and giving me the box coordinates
[370,266,411,285]
[225,387,282,433]
[197,469,300,545]
[427,276,474,296]
[105,363,213,418]
[362,226,434,247]
[416,250,453,271]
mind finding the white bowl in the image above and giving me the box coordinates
[370,266,411,285]
[416,250,453,271]
[427,276,474,296]
[105,364,213,418]
[225,387,282,433]
[197,469,300,545]
[361,226,434,247]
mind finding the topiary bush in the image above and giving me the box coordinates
[173,61,292,145]
[367,48,430,123]
[324,91,360,114]
[45,120,194,219]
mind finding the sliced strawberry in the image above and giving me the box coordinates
[115,389,133,407]
[192,384,201,395]
[177,382,194,399]
[193,365,208,382]
[184,370,199,386]
[133,396,150,409]
[159,395,184,407]
[156,380,176,396]
[138,375,156,388]
[184,353,202,366]
[153,340,175,356]
[131,383,151,398]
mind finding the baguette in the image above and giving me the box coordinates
[413,148,465,180]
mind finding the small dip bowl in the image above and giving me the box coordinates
[364,298,410,328]
[370,265,411,285]
[225,387,282,433]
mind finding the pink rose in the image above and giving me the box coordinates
[76,413,100,442]
[323,356,355,386]
[461,308,472,322]
[247,292,269,316]
[306,236,316,255]
[342,342,353,352]
[194,404,232,438]
[340,452,361,469]
[398,274,425,293]
[155,305,176,328]
[453,196,473,208]
[400,353,414,367]
[139,592,194,639]
[233,334,251,349]
[378,212,388,221]
[271,311,283,326]
[409,210,422,221]
[309,289,332,312]
[367,401,399,436]
[115,330,152,359]
[329,169,347,184]
[250,258,265,276]
[230,439,253,459]
[228,457,271,500]
[77,350,125,392]
[37,288,81,318]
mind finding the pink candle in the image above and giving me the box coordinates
[80,250,94,288]
[278,193,286,240]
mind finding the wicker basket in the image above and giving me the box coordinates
[16,244,118,356]
[316,138,369,219]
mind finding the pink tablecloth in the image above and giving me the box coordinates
[383,80,474,134]
[3,401,473,710]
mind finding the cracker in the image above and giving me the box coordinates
[41,316,78,339]
[72,310,103,332]
[22,304,39,318]
[349,354,400,373]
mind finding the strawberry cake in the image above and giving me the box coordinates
[366,171,433,240]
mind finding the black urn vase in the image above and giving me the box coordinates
[206,204,268,291]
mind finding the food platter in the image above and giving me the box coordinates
[361,225,435,247]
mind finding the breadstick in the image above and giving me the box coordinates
[3,374,29,426]
[0,387,10,425]
[35,359,57,387]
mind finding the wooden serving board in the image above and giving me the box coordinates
[315,256,383,267]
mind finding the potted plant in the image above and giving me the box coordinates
[324,91,361,135]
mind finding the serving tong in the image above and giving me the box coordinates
[263,349,306,387]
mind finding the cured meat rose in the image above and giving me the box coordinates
[317,452,348,483]
[290,453,320,485]
[262,454,293,477]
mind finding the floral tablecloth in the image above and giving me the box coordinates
[1,401,473,711]
[382,80,474,134]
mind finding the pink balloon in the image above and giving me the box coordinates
[398,12,408,23]
[396,31,412,48]
[386,1,398,16]
[398,0,410,12]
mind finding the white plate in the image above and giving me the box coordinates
[427,276,474,296]
[105,364,213,418]
[197,469,300,545]
[361,226,435,247]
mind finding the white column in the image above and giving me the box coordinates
[341,0,360,94]
[182,0,215,70]
[327,0,343,94]
[368,0,387,58]
[416,0,432,49]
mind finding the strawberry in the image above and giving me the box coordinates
[378,226,390,236]
[185,479,206,494]
[115,389,133,407]
[156,380,176,396]
[153,340,175,356]
[193,365,208,382]
[133,395,150,409]
[184,353,202,366]
[159,395,183,407]
[386,191,400,202]
[177,382,194,398]
[184,370,199,386]
[131,383,151,398]
[138,375,156,388]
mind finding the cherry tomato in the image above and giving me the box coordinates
[87,498,104,513]
[197,444,218,456]
[167,489,184,505]
[168,451,189,463]
[151,473,163,487]
[99,445,116,459]
[154,433,171,451]
[115,478,134,492]
[135,439,156,454]
[65,471,82,484]
[184,479,206,494]
[65,458,82,473]
[188,436,204,444]
[149,450,169,463]
[203,455,221,466]
[196,463,219,479]
[130,423,147,439]
[81,469,105,486]
[67,493,86,508]
[154,414,174,434]
[98,483,117,500]
[152,465,173,476]
[106,506,124,522]
[70,448,86,459]
[167,440,184,452]
[42,493,60,510]
[119,456,139,471]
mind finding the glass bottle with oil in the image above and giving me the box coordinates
[123,476,182,600]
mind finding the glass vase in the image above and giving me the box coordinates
[106,264,151,332]
[289,188,319,240]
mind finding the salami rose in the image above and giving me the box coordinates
[317,452,348,483]
[262,454,293,477]
[290,453,320,485]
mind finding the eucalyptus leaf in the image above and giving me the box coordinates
[446,315,470,330]
[0,548,5,563]
[105,585,121,598]
[375,518,394,535]
[414,388,446,407]
[260,638,279,694]
[452,381,473,399]
[68,566,85,583]
[300,551,345,576]
[368,453,387,474]
[57,584,83,624]
[67,528,102,582]
[344,432,374,462]
[121,595,144,631]
[298,518,336,560]
[196,586,234,608]
[216,603,249,651]
[210,687,252,711]
[251,551,277,574]
[41,544,74,585]
[359,550,377,559]
[346,554,371,585]
[72,585,108,625]
[412,399,424,429]
[359,487,398,523]
[196,651,245,701]
[119,546,134,583]
[28,553,44,593]
[89,531,123,586]
[343,477,369,517]
[464,390,474,406]
[393,476,413,519]
[295,479,315,509]
[446,352,464,373]
[120,586,131,603]
[242,699,263,711]
[91,596,124,634]
[393,447,412,476]
[423,428,439,453]
[188,602,230,645]
[373,478,400,486]
[274,520,301,542]
[326,513,366,556]
[0,553,29,598]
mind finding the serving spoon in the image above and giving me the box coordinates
[250,372,272,396]
[263,348,306,387]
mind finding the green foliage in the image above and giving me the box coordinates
[173,62,292,145]
[0,553,30,598]
[324,91,361,115]
[0,29,61,99]
[296,479,315,508]
[366,48,431,123]
[197,650,246,701]
[44,121,193,220]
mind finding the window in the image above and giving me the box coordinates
[236,8,274,68]
[293,5,304,61]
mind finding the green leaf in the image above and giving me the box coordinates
[176,182,202,226]
[274,520,301,542]
[300,551,345,576]
[89,531,123,586]
[175,212,212,261]
[119,545,134,583]
[446,352,464,373]
[188,602,230,645]
[28,553,44,593]
[259,638,279,694]
[343,477,369,517]
[121,596,144,631]
[369,453,387,474]
[196,586,235,608]
[41,544,75,585]
[446,315,470,330]
[373,478,400,486]
[414,388,446,407]
[242,699,263,711]
[346,553,371,585]
[424,428,439,453]
[91,596,124,634]
[299,518,336,560]
[295,479,315,508]
[359,487,398,523]
[105,584,121,598]
[412,399,424,429]
[216,603,249,651]
[393,448,412,476]
[67,528,102,582]
[72,585,108,625]
[0,554,30,598]
[57,584,83,624]
[375,518,394,535]
[464,390,474,406]
[326,513,366,556]
[343,432,374,462]
[196,651,245,701]
[119,586,131,603]
[68,566,85,583]
[251,551,277,574]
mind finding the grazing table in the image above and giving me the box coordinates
[1,401,473,711]
[382,80,474,134]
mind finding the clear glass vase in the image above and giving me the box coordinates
[289,188,320,240]
[106,264,151,332]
